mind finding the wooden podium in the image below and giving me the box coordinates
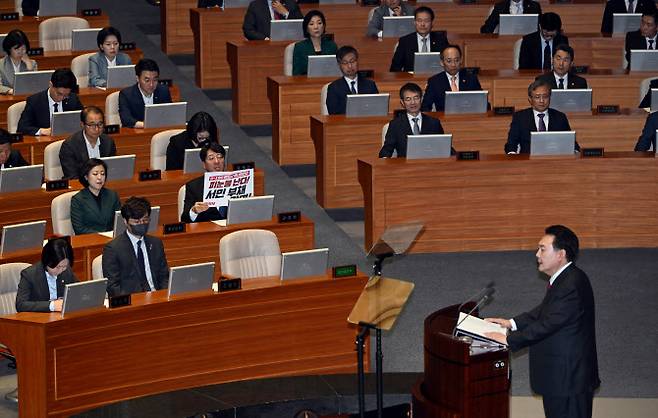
[412,303,510,418]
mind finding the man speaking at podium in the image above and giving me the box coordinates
[485,225,600,418]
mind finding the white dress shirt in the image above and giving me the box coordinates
[126,230,156,291]
[344,75,359,94]
[139,86,154,106]
[45,270,58,312]
[509,0,524,14]
[540,33,553,69]
[83,131,102,159]
[37,91,63,136]
[625,0,636,13]
[105,56,117,68]
[553,72,569,89]
[417,33,430,53]
[445,72,460,91]
[533,108,550,130]
[407,112,422,132]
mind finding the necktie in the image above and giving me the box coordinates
[136,240,150,291]
[537,113,546,132]
[558,78,565,89]
[350,80,357,94]
[412,117,420,135]
[516,3,522,14]
[649,39,655,50]
[421,37,428,53]
[53,103,59,113]
[450,76,458,92]
[543,40,551,70]
[627,0,634,13]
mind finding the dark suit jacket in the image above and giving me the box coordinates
[181,175,227,223]
[198,0,222,6]
[625,30,655,68]
[535,72,588,89]
[1,150,29,168]
[242,0,304,40]
[505,107,578,153]
[17,89,84,135]
[508,264,600,396]
[15,262,77,312]
[326,76,379,115]
[480,0,542,34]
[70,187,121,235]
[519,31,569,70]
[166,131,194,171]
[118,83,172,128]
[59,130,117,179]
[421,70,484,112]
[379,112,447,157]
[601,0,657,33]
[634,111,658,151]
[639,78,658,108]
[390,31,449,72]
[103,232,169,297]
[21,0,38,16]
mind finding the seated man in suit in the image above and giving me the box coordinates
[103,196,170,297]
[182,143,228,223]
[242,0,304,40]
[480,0,542,34]
[390,7,449,72]
[535,44,588,90]
[639,78,657,108]
[118,58,172,128]
[421,44,484,112]
[58,106,117,179]
[379,82,446,158]
[601,0,657,34]
[0,128,28,169]
[519,12,569,70]
[633,110,658,151]
[21,0,38,16]
[366,0,415,38]
[17,68,83,136]
[505,79,579,154]
[326,46,379,115]
[625,11,657,69]
[199,0,222,6]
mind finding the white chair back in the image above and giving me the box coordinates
[150,129,184,170]
[640,77,657,106]
[219,229,281,279]
[51,191,77,236]
[92,255,104,280]
[105,91,121,126]
[71,52,95,88]
[44,139,64,181]
[7,101,26,134]
[178,185,186,221]
[320,82,330,115]
[0,263,30,315]
[513,38,523,70]
[367,7,376,23]
[39,17,90,52]
[283,42,296,76]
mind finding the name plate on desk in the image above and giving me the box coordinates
[357,69,375,79]
[463,67,480,76]
[27,48,44,57]
[82,9,102,16]
[457,151,480,161]
[218,277,242,292]
[582,147,604,157]
[139,170,161,181]
[232,161,255,171]
[158,79,173,87]
[46,179,69,191]
[119,42,136,51]
[104,124,120,135]
[278,211,301,223]
[108,294,131,308]
[163,222,185,235]
[9,133,23,143]
[597,105,619,114]
[573,65,589,74]
[494,106,514,115]
[332,264,357,278]
[0,13,18,21]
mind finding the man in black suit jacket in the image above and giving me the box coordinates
[633,111,658,150]
[624,12,658,68]
[182,143,228,223]
[480,0,542,34]
[0,128,28,169]
[59,106,116,179]
[198,0,222,7]
[17,68,83,136]
[486,225,600,418]
[505,79,579,154]
[535,44,588,90]
[118,59,172,128]
[379,82,447,158]
[21,0,38,16]
[242,0,303,40]
[519,12,569,70]
[421,44,484,112]
[103,197,169,297]
[639,78,657,108]
[390,7,449,72]
[326,46,379,115]
[601,0,657,34]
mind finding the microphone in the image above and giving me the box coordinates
[455,281,495,315]
[452,286,495,336]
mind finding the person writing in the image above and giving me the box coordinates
[70,158,121,235]
[88,26,133,88]
[366,0,415,38]
[181,143,228,223]
[0,29,37,95]
[292,10,337,76]
[118,59,172,128]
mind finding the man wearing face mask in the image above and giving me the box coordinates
[166,111,220,171]
[103,196,169,297]
[181,143,228,223]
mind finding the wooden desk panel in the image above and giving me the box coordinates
[0,15,109,48]
[163,0,198,54]
[27,48,143,71]
[0,271,366,417]
[311,110,647,208]
[358,153,658,252]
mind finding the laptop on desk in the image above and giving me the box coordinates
[445,91,488,114]
[39,0,77,16]
[71,28,101,51]
[498,14,538,35]
[406,134,453,159]
[0,165,43,193]
[51,110,82,136]
[61,279,108,318]
[549,89,592,113]
[612,13,641,35]
[382,16,415,38]
[144,102,187,129]
[106,65,136,89]
[167,262,215,299]
[307,55,341,78]
[100,155,136,181]
[530,131,576,156]
[13,70,54,96]
[183,145,229,174]
[280,248,329,280]
[650,89,658,113]
[413,52,442,75]
[226,195,274,225]
[270,20,304,41]
[345,94,389,117]
[223,0,251,7]
[630,50,658,71]
[0,220,46,256]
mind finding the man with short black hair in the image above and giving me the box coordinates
[535,44,588,90]
[181,143,229,223]
[480,0,542,34]
[118,58,172,128]
[625,11,658,68]
[519,12,569,70]
[601,0,657,34]
[326,46,379,115]
[389,7,449,72]
[0,128,28,169]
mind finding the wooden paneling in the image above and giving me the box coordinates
[0,15,110,48]
[162,0,198,54]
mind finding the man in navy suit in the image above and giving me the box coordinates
[242,0,303,40]
[118,59,172,128]
[625,12,657,68]
[379,82,446,158]
[601,0,657,34]
[639,78,657,108]
[326,46,379,115]
[480,0,542,34]
[486,225,600,418]
[421,44,484,112]
[535,44,588,90]
[633,111,658,151]
[0,128,28,169]
[17,68,84,136]
[519,12,569,70]
[389,7,449,72]
[504,79,579,154]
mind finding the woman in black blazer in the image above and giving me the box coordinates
[16,238,78,312]
[70,158,121,235]
[165,111,220,171]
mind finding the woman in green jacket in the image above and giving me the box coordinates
[292,10,338,76]
[70,158,121,234]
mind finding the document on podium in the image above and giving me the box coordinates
[455,312,508,346]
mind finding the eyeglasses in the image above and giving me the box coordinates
[85,122,104,129]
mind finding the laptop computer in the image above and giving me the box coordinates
[345,93,390,117]
[406,134,453,159]
[530,131,576,156]
[106,65,136,89]
[498,14,539,35]
[413,52,442,75]
[51,110,82,136]
[269,19,304,41]
[612,13,642,35]
[108,206,161,238]
[167,262,215,299]
[144,102,187,129]
[307,55,341,78]
[382,16,415,38]
[0,165,43,193]
[226,195,274,225]
[71,28,101,51]
[39,0,77,17]
[630,50,658,71]
[223,0,251,7]
[0,34,6,57]
[0,220,46,256]
[444,91,489,114]
[100,155,136,181]
[549,89,592,112]
[61,279,108,318]
[280,248,329,280]
[183,145,229,174]
[650,89,658,112]
[13,70,54,96]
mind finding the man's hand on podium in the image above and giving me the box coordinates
[485,317,512,329]
[484,317,511,344]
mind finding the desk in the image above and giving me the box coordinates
[0,15,110,48]
[26,48,143,71]
[311,110,647,208]
[0,271,367,418]
[358,153,658,252]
